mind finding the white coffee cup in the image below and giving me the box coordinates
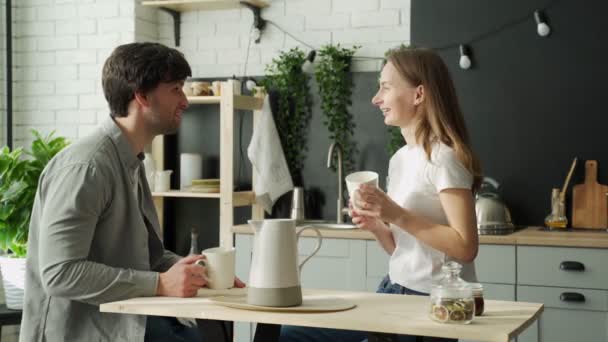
[154,170,172,192]
[200,247,235,290]
[345,171,379,210]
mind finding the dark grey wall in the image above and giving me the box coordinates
[412,0,608,226]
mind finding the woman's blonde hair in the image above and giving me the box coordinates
[386,46,482,191]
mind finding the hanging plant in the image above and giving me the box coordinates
[314,44,359,172]
[387,126,405,156]
[259,48,313,184]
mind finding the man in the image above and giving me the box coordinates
[20,42,240,342]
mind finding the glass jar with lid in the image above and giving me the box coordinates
[429,261,475,324]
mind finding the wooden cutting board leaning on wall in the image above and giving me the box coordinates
[572,160,608,229]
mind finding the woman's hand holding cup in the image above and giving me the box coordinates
[355,184,403,224]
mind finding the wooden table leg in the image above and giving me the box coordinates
[253,323,281,342]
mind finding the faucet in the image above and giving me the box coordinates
[327,142,345,223]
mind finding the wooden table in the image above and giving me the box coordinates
[100,288,543,342]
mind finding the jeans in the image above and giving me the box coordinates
[279,275,456,342]
[145,316,203,342]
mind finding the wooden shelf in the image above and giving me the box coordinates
[153,190,255,207]
[152,80,265,248]
[153,190,220,198]
[142,0,268,12]
[187,95,263,111]
[187,96,221,104]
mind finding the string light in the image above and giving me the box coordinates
[257,0,561,71]
[301,50,316,73]
[459,45,472,70]
[251,27,262,43]
[534,10,551,37]
[245,77,257,91]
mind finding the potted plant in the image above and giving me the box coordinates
[259,48,314,218]
[314,44,359,173]
[260,47,313,185]
[0,130,69,309]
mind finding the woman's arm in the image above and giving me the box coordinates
[356,185,478,262]
[394,188,478,262]
[352,213,396,255]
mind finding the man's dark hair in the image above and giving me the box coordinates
[102,42,192,117]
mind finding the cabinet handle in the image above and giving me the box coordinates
[560,292,586,302]
[559,261,585,271]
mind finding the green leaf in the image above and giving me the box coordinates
[259,47,312,183]
[0,130,69,255]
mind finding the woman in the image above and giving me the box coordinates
[280,46,481,342]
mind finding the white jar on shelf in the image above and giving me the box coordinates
[180,153,202,189]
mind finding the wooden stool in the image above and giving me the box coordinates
[0,305,22,342]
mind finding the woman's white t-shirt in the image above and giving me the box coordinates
[387,142,477,293]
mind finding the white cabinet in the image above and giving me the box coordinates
[474,245,517,302]
[298,238,367,291]
[516,246,608,342]
[365,241,389,292]
[475,245,516,284]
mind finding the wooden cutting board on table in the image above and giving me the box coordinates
[572,160,608,229]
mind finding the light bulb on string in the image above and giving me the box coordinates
[459,45,472,70]
[301,50,316,73]
[245,77,257,91]
[534,10,551,37]
[251,28,262,43]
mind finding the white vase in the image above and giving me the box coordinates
[180,153,202,189]
[0,256,26,309]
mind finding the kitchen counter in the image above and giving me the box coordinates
[232,225,608,248]
[101,288,543,342]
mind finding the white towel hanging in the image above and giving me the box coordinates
[247,95,294,214]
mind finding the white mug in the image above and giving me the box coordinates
[200,247,235,290]
[345,171,379,210]
[154,170,173,192]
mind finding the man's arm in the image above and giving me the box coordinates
[38,163,158,305]
[152,250,182,272]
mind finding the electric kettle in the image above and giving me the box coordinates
[475,177,515,235]
[247,219,322,307]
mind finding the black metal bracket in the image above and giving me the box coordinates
[240,1,266,43]
[159,7,181,47]
[5,0,12,149]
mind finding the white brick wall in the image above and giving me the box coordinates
[159,0,410,77]
[8,0,410,147]
[11,0,137,149]
[3,2,412,337]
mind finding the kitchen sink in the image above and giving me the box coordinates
[296,220,357,230]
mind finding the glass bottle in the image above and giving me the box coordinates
[429,261,475,324]
[469,283,485,316]
[189,227,199,255]
[545,188,568,229]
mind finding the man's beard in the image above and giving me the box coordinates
[149,114,180,136]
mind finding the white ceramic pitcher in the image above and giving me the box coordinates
[247,219,322,307]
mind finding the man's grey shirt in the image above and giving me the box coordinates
[20,118,181,342]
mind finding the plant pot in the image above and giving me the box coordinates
[0,255,26,309]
